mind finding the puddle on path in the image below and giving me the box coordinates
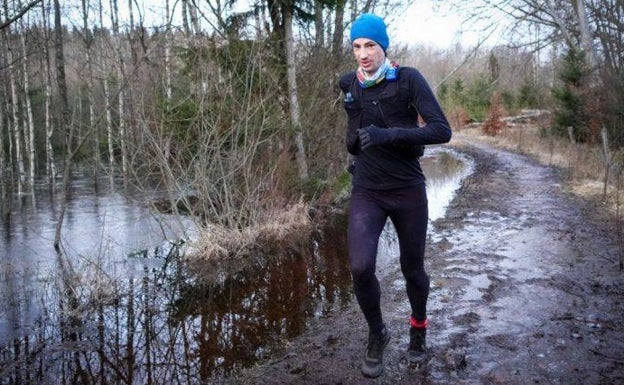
[0,147,473,384]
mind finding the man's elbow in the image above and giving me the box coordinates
[443,126,452,143]
[435,124,452,144]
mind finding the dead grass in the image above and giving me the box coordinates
[188,201,312,262]
[453,121,623,216]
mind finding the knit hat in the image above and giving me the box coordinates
[349,13,390,52]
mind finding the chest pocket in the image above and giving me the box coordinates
[376,81,418,127]
[343,95,362,122]
[343,72,418,129]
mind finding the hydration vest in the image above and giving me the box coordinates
[341,67,425,157]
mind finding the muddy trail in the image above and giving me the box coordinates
[222,141,624,385]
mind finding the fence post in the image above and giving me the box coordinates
[601,126,612,199]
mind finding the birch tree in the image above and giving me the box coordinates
[164,0,172,101]
[82,0,99,184]
[284,5,308,179]
[575,0,596,71]
[98,0,114,187]
[0,64,5,208]
[2,0,25,194]
[110,0,128,184]
[40,0,55,183]
[20,31,35,186]
[0,0,41,31]
[53,0,73,249]
[0,7,4,194]
[253,0,315,181]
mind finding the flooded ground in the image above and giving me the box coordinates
[226,141,624,385]
[0,148,473,384]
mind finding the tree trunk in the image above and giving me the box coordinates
[181,0,191,36]
[0,55,5,205]
[124,0,135,182]
[284,6,308,180]
[53,0,73,250]
[546,0,574,47]
[0,6,4,194]
[41,0,56,184]
[164,0,172,100]
[575,0,596,71]
[20,32,35,187]
[99,0,114,187]
[82,0,98,187]
[6,26,25,195]
[111,0,128,185]
[188,0,200,35]
[332,0,345,57]
[314,0,324,47]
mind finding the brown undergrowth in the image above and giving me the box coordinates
[453,113,623,216]
[184,202,314,281]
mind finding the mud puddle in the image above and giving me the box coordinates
[225,143,624,385]
[0,147,473,384]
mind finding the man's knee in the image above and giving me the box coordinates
[350,262,376,284]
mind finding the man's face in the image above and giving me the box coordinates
[352,38,385,76]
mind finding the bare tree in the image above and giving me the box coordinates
[53,0,73,249]
[188,0,200,35]
[0,0,41,31]
[40,0,56,184]
[82,0,99,185]
[181,0,191,36]
[164,0,172,101]
[332,0,346,57]
[20,31,35,186]
[284,4,309,180]
[590,0,624,73]
[0,56,5,207]
[575,0,596,70]
[2,0,25,195]
[110,0,128,184]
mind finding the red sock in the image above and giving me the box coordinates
[410,316,428,329]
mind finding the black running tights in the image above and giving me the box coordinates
[347,183,430,333]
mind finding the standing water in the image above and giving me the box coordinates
[0,148,473,384]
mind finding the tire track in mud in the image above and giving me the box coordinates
[227,142,623,385]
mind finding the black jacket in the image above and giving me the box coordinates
[339,67,452,190]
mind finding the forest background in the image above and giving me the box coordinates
[0,0,622,253]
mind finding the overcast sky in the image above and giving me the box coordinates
[61,0,498,49]
[390,1,499,48]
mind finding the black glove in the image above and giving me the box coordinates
[357,125,391,150]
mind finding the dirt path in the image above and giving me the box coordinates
[226,141,624,385]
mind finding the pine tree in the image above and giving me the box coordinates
[551,48,590,142]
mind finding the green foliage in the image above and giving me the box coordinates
[439,75,500,123]
[500,90,515,113]
[160,96,201,160]
[334,169,353,195]
[551,48,590,142]
[438,78,466,114]
[438,60,554,125]
[163,39,284,162]
[464,76,493,122]
[518,78,540,109]
[450,78,465,105]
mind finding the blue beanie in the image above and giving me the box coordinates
[350,13,389,52]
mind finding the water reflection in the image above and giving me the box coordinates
[1,215,353,384]
[0,148,473,384]
[377,147,474,269]
[422,147,475,222]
